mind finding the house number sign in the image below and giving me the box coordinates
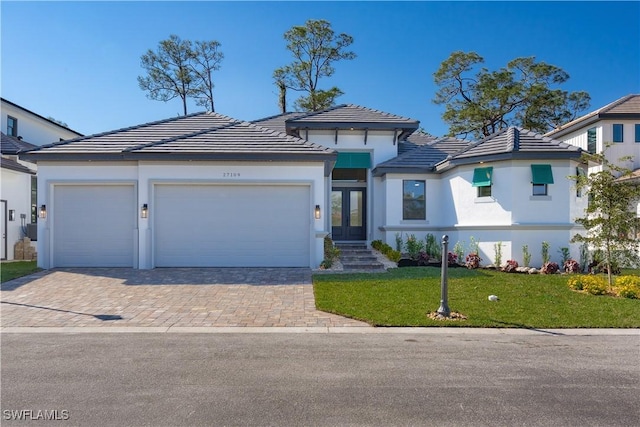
[222,172,241,177]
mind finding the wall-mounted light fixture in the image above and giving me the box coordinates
[314,204,321,220]
[8,210,15,221]
[141,204,148,219]
[39,205,47,219]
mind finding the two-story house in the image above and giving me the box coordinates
[1,98,83,260]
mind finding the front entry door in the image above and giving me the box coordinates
[331,188,366,241]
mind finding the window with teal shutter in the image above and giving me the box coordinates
[531,164,553,196]
[613,124,623,143]
[472,166,493,197]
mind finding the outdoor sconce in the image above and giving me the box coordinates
[39,205,47,219]
[141,204,148,219]
[314,205,321,220]
[8,210,15,221]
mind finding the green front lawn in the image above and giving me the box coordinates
[1,261,40,283]
[313,267,640,328]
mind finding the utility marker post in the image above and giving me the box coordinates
[437,235,450,317]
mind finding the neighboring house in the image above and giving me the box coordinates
[546,93,640,247]
[21,104,586,269]
[0,98,83,260]
[1,133,37,260]
[1,98,83,145]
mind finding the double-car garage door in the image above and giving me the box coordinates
[52,184,310,268]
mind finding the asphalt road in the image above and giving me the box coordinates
[1,331,639,427]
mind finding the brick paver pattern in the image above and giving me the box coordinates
[0,268,368,328]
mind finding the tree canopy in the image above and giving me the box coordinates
[138,35,223,115]
[572,148,640,286]
[273,19,356,112]
[433,51,590,139]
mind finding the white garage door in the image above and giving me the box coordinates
[53,185,136,267]
[154,184,310,267]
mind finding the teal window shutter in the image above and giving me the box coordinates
[334,152,371,169]
[531,164,554,184]
[472,167,493,187]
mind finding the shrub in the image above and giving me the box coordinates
[447,251,458,266]
[493,242,503,267]
[405,234,424,260]
[564,259,580,273]
[371,240,383,251]
[558,247,570,265]
[453,241,465,265]
[502,259,518,273]
[465,253,481,269]
[321,236,341,268]
[394,233,403,252]
[614,276,640,299]
[386,249,402,263]
[425,234,441,259]
[541,241,550,265]
[541,262,559,274]
[522,245,531,268]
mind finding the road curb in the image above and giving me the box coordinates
[2,327,638,335]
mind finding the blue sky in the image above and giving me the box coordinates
[2,1,639,138]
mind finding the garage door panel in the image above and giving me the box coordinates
[53,185,136,267]
[155,185,310,267]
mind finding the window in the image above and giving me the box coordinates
[472,166,493,197]
[613,124,623,142]
[531,164,554,196]
[635,124,640,143]
[403,180,425,220]
[587,128,597,154]
[31,176,37,223]
[7,116,18,137]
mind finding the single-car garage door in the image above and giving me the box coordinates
[53,185,136,267]
[154,184,310,267]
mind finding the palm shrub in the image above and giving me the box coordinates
[493,241,503,267]
[405,234,424,260]
[522,245,531,268]
[541,241,550,265]
[321,236,341,268]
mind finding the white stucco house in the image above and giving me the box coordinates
[1,98,83,260]
[21,104,587,269]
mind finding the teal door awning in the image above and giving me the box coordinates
[334,152,371,169]
[472,166,493,187]
[531,164,554,184]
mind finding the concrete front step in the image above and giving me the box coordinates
[335,243,385,271]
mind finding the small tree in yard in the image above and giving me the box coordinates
[571,149,640,288]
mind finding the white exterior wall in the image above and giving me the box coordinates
[36,161,327,269]
[1,168,34,260]
[305,129,400,243]
[378,158,586,267]
[1,101,81,145]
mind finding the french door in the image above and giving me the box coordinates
[331,187,366,241]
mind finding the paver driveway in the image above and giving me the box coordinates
[0,268,369,328]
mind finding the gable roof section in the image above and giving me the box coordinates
[284,104,419,138]
[546,94,640,138]
[1,132,38,155]
[20,112,336,163]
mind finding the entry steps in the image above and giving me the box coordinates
[334,243,386,272]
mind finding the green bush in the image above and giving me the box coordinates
[322,236,341,268]
[386,249,402,263]
[371,240,383,251]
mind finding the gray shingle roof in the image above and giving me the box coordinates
[546,94,640,138]
[252,112,308,135]
[1,132,38,155]
[285,104,420,131]
[1,156,35,174]
[374,127,581,176]
[20,112,336,162]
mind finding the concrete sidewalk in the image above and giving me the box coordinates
[0,268,369,328]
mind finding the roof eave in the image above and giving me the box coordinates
[372,166,435,177]
[436,151,583,171]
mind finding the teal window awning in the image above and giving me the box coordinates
[334,152,371,169]
[472,166,493,187]
[531,164,554,184]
